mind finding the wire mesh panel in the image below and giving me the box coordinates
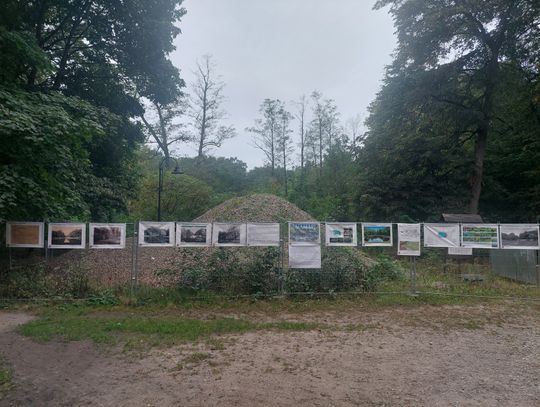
[490,249,539,285]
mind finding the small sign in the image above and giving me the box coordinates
[448,247,472,256]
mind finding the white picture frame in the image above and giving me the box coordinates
[325,222,357,247]
[6,222,44,248]
[176,223,212,247]
[138,222,175,247]
[48,223,86,249]
[89,223,126,249]
[361,223,393,247]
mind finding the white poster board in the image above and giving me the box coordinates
[212,223,247,246]
[138,222,175,247]
[289,222,321,246]
[461,224,499,249]
[48,223,86,249]
[247,223,280,246]
[448,247,472,256]
[397,223,421,256]
[176,223,212,247]
[499,224,539,250]
[288,245,321,269]
[325,223,357,247]
[423,224,460,248]
[89,223,126,249]
[361,223,393,247]
[6,222,44,248]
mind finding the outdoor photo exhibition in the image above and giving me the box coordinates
[1,0,539,406]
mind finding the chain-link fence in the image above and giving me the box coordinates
[1,222,539,301]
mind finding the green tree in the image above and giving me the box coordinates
[374,0,540,213]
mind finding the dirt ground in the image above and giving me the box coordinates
[0,302,539,407]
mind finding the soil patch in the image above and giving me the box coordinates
[1,303,539,406]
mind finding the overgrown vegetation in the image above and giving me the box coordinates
[0,357,13,400]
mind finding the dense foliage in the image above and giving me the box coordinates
[0,0,185,221]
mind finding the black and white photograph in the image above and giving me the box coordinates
[48,223,86,249]
[500,224,539,250]
[138,222,175,247]
[176,223,211,246]
[89,223,126,249]
[212,223,246,246]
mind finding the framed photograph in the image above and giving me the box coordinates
[397,223,421,256]
[89,223,126,249]
[48,223,86,249]
[138,222,175,247]
[289,222,321,245]
[6,222,44,248]
[212,223,247,246]
[247,223,280,247]
[499,224,539,250]
[461,224,499,249]
[361,223,393,247]
[423,224,460,248]
[176,223,212,247]
[325,223,357,246]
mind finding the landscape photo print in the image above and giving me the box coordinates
[499,224,539,250]
[47,223,86,249]
[176,223,212,247]
[361,223,393,247]
[212,223,247,246]
[139,222,175,247]
[89,223,126,249]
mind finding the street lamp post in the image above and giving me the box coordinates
[157,156,183,221]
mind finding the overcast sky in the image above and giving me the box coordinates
[171,0,396,169]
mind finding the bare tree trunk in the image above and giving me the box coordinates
[469,58,498,214]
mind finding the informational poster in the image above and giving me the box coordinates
[176,223,212,247]
[288,245,321,269]
[89,223,126,249]
[361,223,393,247]
[499,224,540,250]
[212,223,247,246]
[448,247,473,256]
[138,222,175,247]
[325,223,357,247]
[397,223,421,256]
[461,224,499,249]
[6,222,44,248]
[247,223,280,246]
[48,223,86,249]
[423,224,460,248]
[289,222,321,245]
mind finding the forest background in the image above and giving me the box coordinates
[1,0,539,225]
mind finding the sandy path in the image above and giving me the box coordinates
[0,304,539,407]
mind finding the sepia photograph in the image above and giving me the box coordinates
[48,223,86,249]
[89,223,125,249]
[6,222,44,248]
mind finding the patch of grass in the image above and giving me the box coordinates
[0,358,13,400]
[17,311,324,348]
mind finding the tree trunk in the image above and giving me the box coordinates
[468,57,498,213]
[469,130,487,214]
